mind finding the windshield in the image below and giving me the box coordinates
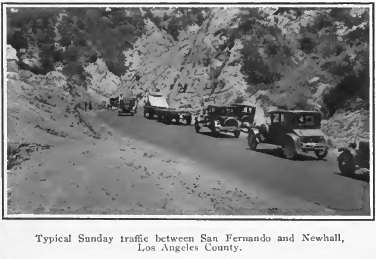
[221,107,235,115]
[294,114,321,129]
[121,99,136,106]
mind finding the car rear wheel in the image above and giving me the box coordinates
[338,152,356,176]
[283,139,297,159]
[247,133,258,150]
[315,149,328,159]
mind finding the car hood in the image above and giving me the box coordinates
[293,129,325,137]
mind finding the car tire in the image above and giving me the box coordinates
[338,152,356,176]
[195,123,200,133]
[314,149,328,159]
[186,116,192,125]
[283,138,297,159]
[247,132,258,150]
[148,111,153,119]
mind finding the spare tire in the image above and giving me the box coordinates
[224,118,238,128]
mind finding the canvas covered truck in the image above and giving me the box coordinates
[143,94,192,125]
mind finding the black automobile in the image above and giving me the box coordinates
[230,103,256,131]
[194,105,241,138]
[248,110,329,159]
[337,141,370,176]
[118,98,138,116]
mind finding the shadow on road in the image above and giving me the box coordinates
[198,131,236,139]
[117,114,135,117]
[246,147,323,161]
[334,172,370,183]
[159,120,192,126]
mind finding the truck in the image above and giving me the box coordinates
[143,93,192,125]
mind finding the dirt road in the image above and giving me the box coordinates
[97,110,370,215]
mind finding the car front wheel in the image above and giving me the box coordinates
[315,149,328,159]
[283,139,297,159]
[338,152,356,175]
[247,133,258,150]
[195,123,200,133]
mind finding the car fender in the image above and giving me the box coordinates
[285,133,302,152]
[248,128,259,136]
[241,115,250,122]
[223,118,239,127]
[338,147,356,157]
[248,128,262,142]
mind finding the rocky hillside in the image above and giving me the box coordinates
[6,7,370,146]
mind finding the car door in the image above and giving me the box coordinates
[269,113,285,145]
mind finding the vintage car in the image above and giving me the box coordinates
[247,110,329,159]
[230,103,256,131]
[194,105,241,138]
[109,97,119,110]
[118,97,138,116]
[337,141,370,176]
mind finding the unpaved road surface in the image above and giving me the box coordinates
[97,110,370,215]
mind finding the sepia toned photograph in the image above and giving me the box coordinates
[3,3,373,218]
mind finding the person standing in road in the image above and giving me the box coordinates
[84,101,88,111]
[89,101,93,110]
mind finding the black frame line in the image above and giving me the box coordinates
[1,1,375,221]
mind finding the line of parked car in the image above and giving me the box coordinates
[107,93,370,178]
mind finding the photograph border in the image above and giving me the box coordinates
[1,1,375,221]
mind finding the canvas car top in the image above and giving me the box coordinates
[147,95,169,108]
[230,103,256,108]
[207,104,237,109]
